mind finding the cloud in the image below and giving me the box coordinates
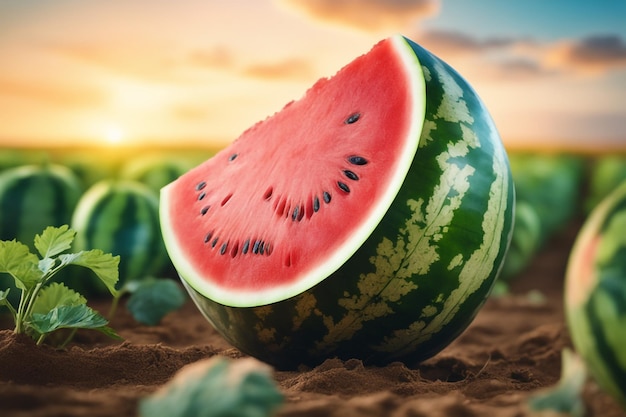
[277,0,439,31]
[413,29,626,79]
[417,29,522,54]
[546,35,626,74]
[243,58,314,81]
[0,76,106,107]
[189,47,235,70]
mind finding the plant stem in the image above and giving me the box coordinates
[36,333,46,346]
[58,328,78,349]
[108,294,121,320]
[14,288,31,334]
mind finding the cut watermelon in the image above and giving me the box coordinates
[161,35,514,369]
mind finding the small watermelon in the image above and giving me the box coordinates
[509,153,584,244]
[121,155,194,193]
[585,155,626,214]
[500,200,542,280]
[160,35,514,369]
[0,163,82,304]
[0,163,81,247]
[565,180,626,408]
[72,180,167,290]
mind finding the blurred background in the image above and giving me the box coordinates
[0,0,625,285]
[1,0,625,152]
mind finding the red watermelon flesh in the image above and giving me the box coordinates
[160,36,425,307]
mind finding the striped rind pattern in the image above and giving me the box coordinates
[566,181,626,406]
[72,180,166,287]
[184,37,514,369]
[0,164,81,248]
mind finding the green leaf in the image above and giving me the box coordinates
[93,325,123,340]
[38,257,56,276]
[31,282,86,315]
[139,357,283,417]
[0,240,42,290]
[34,225,75,259]
[29,304,110,334]
[58,250,120,296]
[126,278,186,326]
[527,348,587,417]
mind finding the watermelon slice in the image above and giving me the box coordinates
[161,35,514,368]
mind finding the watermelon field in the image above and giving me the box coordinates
[0,144,625,417]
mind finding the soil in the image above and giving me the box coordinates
[1,217,625,417]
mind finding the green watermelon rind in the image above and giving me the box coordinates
[72,180,167,288]
[161,35,427,308]
[565,180,626,407]
[0,164,82,247]
[177,36,514,369]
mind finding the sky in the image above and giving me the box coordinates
[0,0,625,152]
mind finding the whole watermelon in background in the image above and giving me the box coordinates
[160,35,514,369]
[72,180,168,291]
[121,155,194,193]
[565,180,626,409]
[585,155,626,214]
[509,153,584,245]
[499,200,542,280]
[0,163,81,247]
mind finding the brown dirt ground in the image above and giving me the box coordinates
[1,217,625,417]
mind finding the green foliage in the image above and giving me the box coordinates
[510,152,584,242]
[585,155,626,213]
[139,357,284,417]
[0,225,121,347]
[527,348,587,417]
[122,278,186,326]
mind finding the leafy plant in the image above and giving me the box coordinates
[110,277,187,326]
[527,348,588,417]
[0,225,121,347]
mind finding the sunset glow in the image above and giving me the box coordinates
[103,124,126,145]
[0,1,625,151]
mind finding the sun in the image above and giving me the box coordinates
[103,124,126,145]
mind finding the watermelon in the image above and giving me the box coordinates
[509,153,584,244]
[500,200,542,280]
[0,163,82,304]
[121,155,194,193]
[585,155,626,214]
[160,35,514,369]
[0,163,81,247]
[565,180,626,408]
[72,180,167,289]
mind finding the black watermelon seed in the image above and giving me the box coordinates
[198,192,206,201]
[323,191,331,204]
[195,181,207,191]
[337,182,350,193]
[265,243,272,255]
[292,206,299,221]
[343,170,359,181]
[259,242,265,255]
[220,242,228,255]
[211,237,219,248]
[348,156,368,165]
[229,153,238,161]
[200,205,210,215]
[242,239,250,254]
[345,113,360,124]
[253,240,260,254]
[313,196,320,212]
[204,232,212,243]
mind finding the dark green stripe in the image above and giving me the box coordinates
[0,175,29,242]
[586,279,626,397]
